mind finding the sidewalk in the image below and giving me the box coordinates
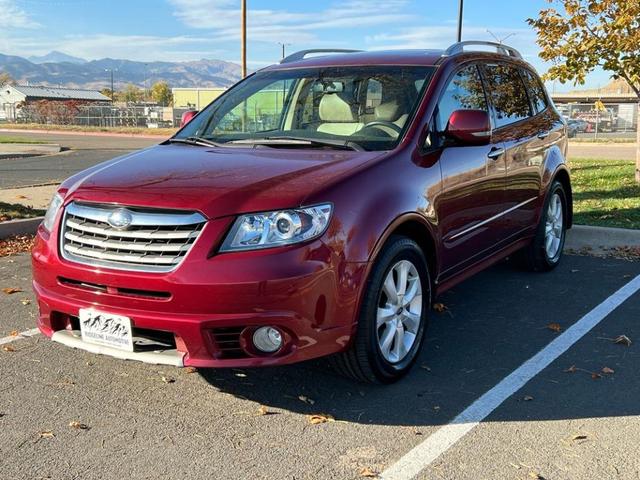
[0,184,57,210]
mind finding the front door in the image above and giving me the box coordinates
[432,63,507,276]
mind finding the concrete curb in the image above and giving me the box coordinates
[0,128,169,140]
[0,143,61,155]
[565,225,640,252]
[0,217,43,238]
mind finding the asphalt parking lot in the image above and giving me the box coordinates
[1,252,638,480]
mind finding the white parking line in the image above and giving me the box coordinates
[0,328,40,346]
[382,273,640,480]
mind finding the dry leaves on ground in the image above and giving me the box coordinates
[307,413,335,425]
[69,421,89,430]
[522,395,534,401]
[359,467,379,478]
[20,298,31,305]
[601,367,615,374]
[2,287,22,295]
[256,405,269,416]
[183,367,197,374]
[2,345,16,352]
[38,431,55,439]
[613,335,632,346]
[160,376,175,384]
[433,302,447,313]
[547,322,562,333]
[0,235,34,257]
[572,434,588,441]
[298,395,315,405]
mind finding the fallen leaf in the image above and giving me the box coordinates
[298,395,315,405]
[39,431,55,439]
[235,372,247,378]
[613,335,632,347]
[420,364,431,371]
[0,235,35,257]
[591,372,602,380]
[9,330,19,336]
[20,298,31,305]
[256,405,269,416]
[15,195,28,199]
[572,434,588,441]
[2,287,22,295]
[602,367,615,374]
[307,413,335,425]
[564,365,577,373]
[523,395,534,401]
[183,367,197,374]
[69,421,89,430]
[529,473,547,480]
[432,303,447,313]
[359,467,378,478]
[160,376,175,384]
[2,345,16,352]
[433,405,441,411]
[547,323,562,333]
[570,269,579,273]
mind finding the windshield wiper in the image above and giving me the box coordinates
[166,136,225,148]
[227,136,365,151]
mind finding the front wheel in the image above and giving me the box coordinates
[520,180,568,271]
[330,235,431,383]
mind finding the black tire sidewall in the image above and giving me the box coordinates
[538,181,567,267]
[360,237,431,382]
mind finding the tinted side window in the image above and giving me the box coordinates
[482,63,532,128]
[521,69,548,114]
[436,65,487,132]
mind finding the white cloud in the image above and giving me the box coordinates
[168,0,413,44]
[0,0,39,29]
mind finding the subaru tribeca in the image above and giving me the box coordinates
[32,42,572,383]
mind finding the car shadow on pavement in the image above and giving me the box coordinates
[200,255,640,427]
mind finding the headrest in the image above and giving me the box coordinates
[319,94,356,122]
[375,101,402,122]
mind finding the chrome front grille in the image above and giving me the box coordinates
[60,202,206,272]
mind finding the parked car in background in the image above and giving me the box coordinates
[566,119,579,137]
[33,42,572,383]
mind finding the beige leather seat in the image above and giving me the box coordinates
[370,101,408,137]
[317,94,364,136]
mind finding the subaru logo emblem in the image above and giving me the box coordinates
[107,209,133,230]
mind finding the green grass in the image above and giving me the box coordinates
[569,157,640,229]
[0,136,46,144]
[0,202,46,222]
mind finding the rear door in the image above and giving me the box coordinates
[479,62,544,238]
[434,63,507,275]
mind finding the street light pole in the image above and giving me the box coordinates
[241,0,247,78]
[457,0,464,42]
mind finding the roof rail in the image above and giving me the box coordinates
[280,49,363,64]
[444,41,522,59]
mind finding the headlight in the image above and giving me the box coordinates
[42,193,64,232]
[220,204,332,252]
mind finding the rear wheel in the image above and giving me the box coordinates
[520,180,567,271]
[330,235,430,383]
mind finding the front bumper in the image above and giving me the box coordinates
[32,218,368,368]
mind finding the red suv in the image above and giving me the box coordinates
[32,42,571,383]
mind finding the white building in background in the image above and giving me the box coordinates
[0,85,109,121]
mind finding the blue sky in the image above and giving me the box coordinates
[0,0,611,90]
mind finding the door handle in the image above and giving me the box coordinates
[487,147,505,160]
[537,131,550,140]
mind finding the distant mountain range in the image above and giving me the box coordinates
[0,51,243,90]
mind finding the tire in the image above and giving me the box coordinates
[329,235,431,383]
[520,180,568,271]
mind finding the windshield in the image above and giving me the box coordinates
[176,65,435,151]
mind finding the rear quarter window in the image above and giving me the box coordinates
[481,63,532,128]
[520,69,548,114]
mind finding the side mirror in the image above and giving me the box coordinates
[180,110,199,128]
[445,109,491,146]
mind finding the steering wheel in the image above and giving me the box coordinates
[363,121,403,135]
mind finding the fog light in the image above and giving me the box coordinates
[253,326,283,353]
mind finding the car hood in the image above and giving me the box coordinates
[62,144,384,218]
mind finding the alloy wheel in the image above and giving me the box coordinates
[544,192,564,260]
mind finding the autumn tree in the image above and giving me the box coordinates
[120,84,143,103]
[0,72,14,88]
[150,81,173,106]
[528,0,640,181]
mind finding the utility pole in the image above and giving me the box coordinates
[105,69,115,102]
[241,0,247,78]
[457,0,464,42]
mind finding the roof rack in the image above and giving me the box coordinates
[444,41,522,59]
[280,49,363,64]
